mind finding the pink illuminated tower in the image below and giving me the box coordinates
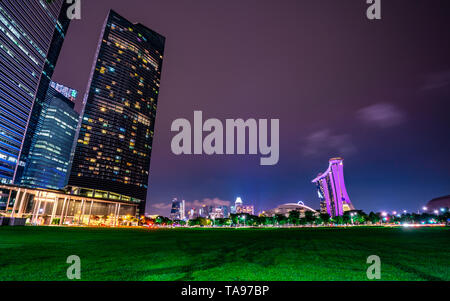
[312,158,355,217]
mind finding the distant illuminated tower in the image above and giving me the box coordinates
[234,197,255,215]
[170,198,185,220]
[180,199,185,220]
[235,197,243,207]
[312,158,355,217]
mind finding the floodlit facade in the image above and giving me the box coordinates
[234,197,255,215]
[312,157,355,217]
[0,0,71,184]
[67,10,165,216]
[19,82,79,190]
[264,201,317,218]
[3,184,139,226]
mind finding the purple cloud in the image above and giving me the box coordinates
[186,198,231,208]
[357,103,406,128]
[421,70,450,91]
[303,129,357,158]
[149,197,231,216]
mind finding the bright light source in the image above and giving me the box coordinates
[381,212,387,217]
[422,207,428,211]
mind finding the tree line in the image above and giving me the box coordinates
[141,208,449,227]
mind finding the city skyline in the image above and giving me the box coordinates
[40,0,450,215]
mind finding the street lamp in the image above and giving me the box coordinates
[350,212,355,225]
[422,206,428,211]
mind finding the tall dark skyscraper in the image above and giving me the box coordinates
[0,0,71,184]
[68,10,165,215]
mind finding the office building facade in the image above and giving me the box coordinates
[67,10,165,216]
[20,82,79,190]
[0,0,71,184]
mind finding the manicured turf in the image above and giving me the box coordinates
[0,226,448,281]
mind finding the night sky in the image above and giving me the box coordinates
[53,0,450,215]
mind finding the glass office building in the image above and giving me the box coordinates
[0,0,70,184]
[68,10,165,215]
[20,82,79,190]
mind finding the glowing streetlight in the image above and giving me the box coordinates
[434,210,439,215]
[350,212,356,225]
[422,207,428,211]
[381,212,387,217]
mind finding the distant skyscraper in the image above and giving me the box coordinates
[209,205,230,219]
[187,208,197,220]
[20,82,79,190]
[0,0,71,184]
[170,198,185,220]
[67,10,165,215]
[198,205,208,218]
[312,157,355,217]
[234,197,255,215]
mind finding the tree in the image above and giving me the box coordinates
[155,215,171,226]
[342,212,351,224]
[334,216,344,225]
[262,216,273,226]
[356,213,366,224]
[304,211,316,225]
[368,212,380,224]
[288,210,300,226]
[229,214,239,226]
[319,213,331,225]
[274,214,287,226]
[298,217,307,226]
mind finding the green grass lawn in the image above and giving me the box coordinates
[0,226,448,281]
